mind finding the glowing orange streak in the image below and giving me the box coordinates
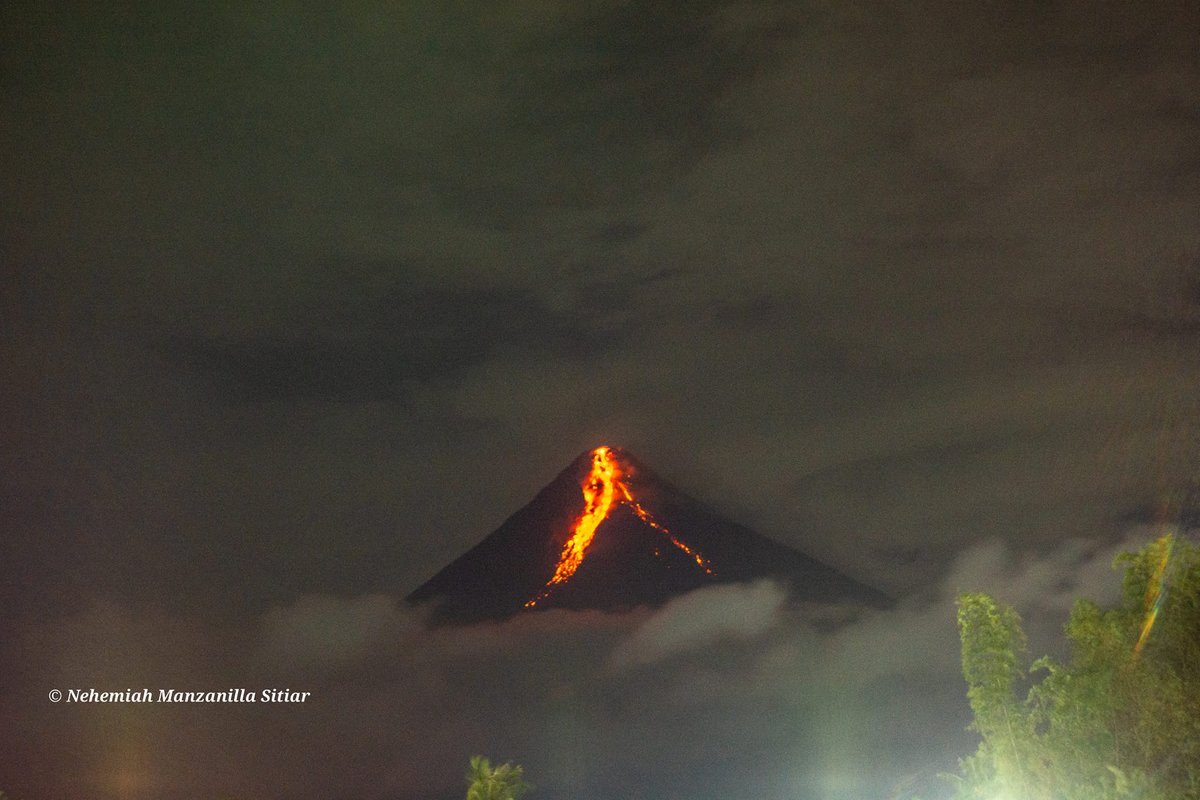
[628,500,713,573]
[525,447,620,608]
[525,446,713,608]
[546,447,619,586]
[1133,536,1173,658]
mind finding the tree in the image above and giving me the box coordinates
[948,534,1200,800]
[953,592,1035,798]
[466,755,531,800]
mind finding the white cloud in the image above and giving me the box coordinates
[608,579,788,668]
[3,528,1177,800]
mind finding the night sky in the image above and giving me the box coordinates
[2,3,1199,799]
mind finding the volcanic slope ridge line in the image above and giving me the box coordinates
[406,445,890,624]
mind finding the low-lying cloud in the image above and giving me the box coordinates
[1,527,1184,800]
[608,579,787,669]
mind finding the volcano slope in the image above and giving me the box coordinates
[407,446,889,625]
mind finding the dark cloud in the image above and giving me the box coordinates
[164,283,625,401]
[432,1,797,218]
[3,2,1200,796]
[4,0,1197,606]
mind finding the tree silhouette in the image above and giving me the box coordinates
[948,534,1200,799]
[465,755,531,800]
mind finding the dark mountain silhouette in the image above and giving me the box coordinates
[407,446,889,624]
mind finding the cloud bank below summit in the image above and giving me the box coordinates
[2,527,1174,800]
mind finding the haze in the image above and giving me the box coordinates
[2,3,1198,798]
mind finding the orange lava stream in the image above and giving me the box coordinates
[628,500,713,573]
[546,447,620,587]
[525,446,712,608]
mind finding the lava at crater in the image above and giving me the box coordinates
[525,446,712,607]
[406,444,890,624]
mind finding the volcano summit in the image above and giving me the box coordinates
[407,446,888,624]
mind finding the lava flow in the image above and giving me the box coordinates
[526,446,712,608]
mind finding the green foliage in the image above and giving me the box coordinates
[949,534,1200,800]
[466,755,532,800]
[953,592,1035,798]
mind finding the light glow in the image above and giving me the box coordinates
[526,446,713,607]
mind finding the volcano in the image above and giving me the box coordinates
[407,446,889,624]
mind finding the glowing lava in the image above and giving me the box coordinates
[526,446,712,608]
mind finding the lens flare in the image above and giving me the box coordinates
[525,446,713,608]
[1132,535,1173,658]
